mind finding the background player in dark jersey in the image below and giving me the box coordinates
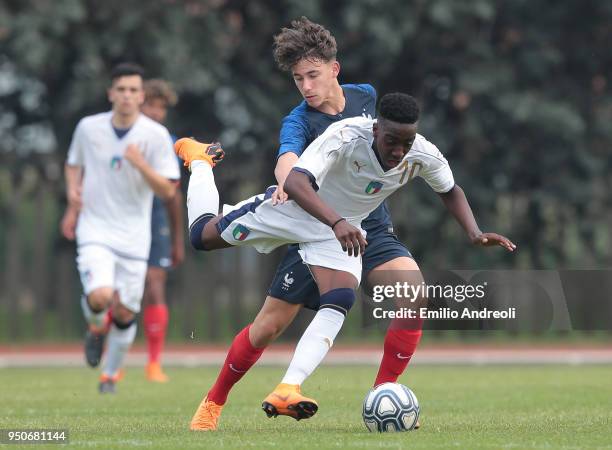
[189,17,429,430]
[141,79,185,383]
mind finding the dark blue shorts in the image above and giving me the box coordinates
[267,228,412,310]
[148,197,172,269]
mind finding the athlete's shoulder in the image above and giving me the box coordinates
[77,111,112,131]
[410,133,447,162]
[325,116,373,144]
[342,83,376,99]
[284,101,309,123]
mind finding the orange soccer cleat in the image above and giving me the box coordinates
[189,396,224,431]
[145,362,169,383]
[174,138,224,169]
[261,383,318,421]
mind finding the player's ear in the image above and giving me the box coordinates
[372,121,379,138]
[331,60,340,78]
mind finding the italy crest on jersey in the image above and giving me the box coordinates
[110,155,122,170]
[232,224,250,241]
[365,181,383,195]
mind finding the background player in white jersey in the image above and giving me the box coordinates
[61,63,181,393]
[141,79,185,383]
[178,92,515,418]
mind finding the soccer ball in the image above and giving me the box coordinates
[362,382,420,432]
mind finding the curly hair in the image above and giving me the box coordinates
[378,93,420,124]
[143,79,178,107]
[273,17,337,71]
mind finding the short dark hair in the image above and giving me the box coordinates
[144,79,178,106]
[110,62,145,84]
[378,93,420,124]
[273,17,337,71]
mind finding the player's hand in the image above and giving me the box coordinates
[60,206,79,240]
[471,232,516,252]
[124,144,146,169]
[332,219,368,257]
[271,184,289,205]
[171,239,185,267]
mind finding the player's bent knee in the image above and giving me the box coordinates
[319,288,356,316]
[88,288,114,311]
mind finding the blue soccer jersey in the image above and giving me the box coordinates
[268,84,412,309]
[278,84,391,234]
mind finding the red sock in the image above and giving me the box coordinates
[374,317,423,386]
[207,325,265,405]
[143,304,169,364]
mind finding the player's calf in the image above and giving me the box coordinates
[188,214,230,251]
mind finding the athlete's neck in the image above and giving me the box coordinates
[111,111,139,129]
[371,142,391,172]
[316,82,345,115]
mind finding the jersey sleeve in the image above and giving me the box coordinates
[277,106,310,158]
[66,120,86,166]
[358,83,377,101]
[151,130,181,180]
[292,124,348,189]
[418,143,455,193]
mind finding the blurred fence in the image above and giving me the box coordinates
[1,177,611,343]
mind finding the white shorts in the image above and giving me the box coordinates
[219,194,363,284]
[76,244,147,313]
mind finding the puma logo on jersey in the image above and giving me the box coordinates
[353,160,366,172]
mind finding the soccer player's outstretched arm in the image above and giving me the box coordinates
[284,169,367,257]
[438,185,516,252]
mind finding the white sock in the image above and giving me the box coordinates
[281,308,345,385]
[187,160,219,227]
[103,322,137,378]
[80,295,107,328]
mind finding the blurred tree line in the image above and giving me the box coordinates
[0,0,611,339]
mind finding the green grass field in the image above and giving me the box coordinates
[1,365,611,449]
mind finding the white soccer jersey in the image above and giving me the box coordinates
[66,111,180,260]
[293,116,455,227]
[219,116,455,282]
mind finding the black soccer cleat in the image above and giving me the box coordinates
[84,330,106,368]
[261,400,318,421]
[98,378,116,394]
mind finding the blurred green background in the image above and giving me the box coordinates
[0,0,610,342]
